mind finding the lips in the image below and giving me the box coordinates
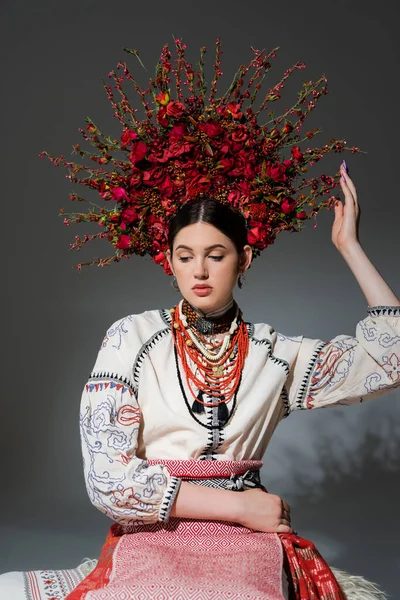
[192,285,212,290]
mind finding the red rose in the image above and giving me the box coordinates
[120,129,137,149]
[166,101,185,119]
[169,123,187,140]
[226,103,243,119]
[129,141,147,165]
[110,187,129,202]
[121,208,138,224]
[163,261,173,275]
[217,157,235,172]
[281,197,296,214]
[199,120,223,138]
[164,141,191,160]
[227,189,241,207]
[159,175,174,198]
[291,145,303,163]
[247,223,271,248]
[153,250,166,265]
[115,234,131,249]
[185,175,211,198]
[296,211,307,220]
[143,167,165,187]
[266,162,287,182]
[231,125,248,142]
[129,168,143,188]
[156,106,169,127]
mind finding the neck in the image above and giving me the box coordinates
[181,298,239,336]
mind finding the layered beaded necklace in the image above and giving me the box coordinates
[171,299,249,427]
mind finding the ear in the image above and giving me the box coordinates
[165,249,175,275]
[239,245,253,273]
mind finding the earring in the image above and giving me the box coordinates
[238,273,246,289]
[171,276,180,292]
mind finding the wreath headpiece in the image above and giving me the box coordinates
[40,39,360,273]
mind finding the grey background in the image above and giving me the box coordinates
[1,0,399,597]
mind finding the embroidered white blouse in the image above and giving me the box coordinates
[80,304,400,526]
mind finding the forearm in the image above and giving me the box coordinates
[169,481,243,522]
[340,242,400,307]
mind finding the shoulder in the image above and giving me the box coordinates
[247,319,303,363]
[100,309,171,354]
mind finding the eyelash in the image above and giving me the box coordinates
[178,256,224,262]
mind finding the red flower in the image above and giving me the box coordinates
[110,187,129,202]
[129,141,147,164]
[166,101,185,119]
[291,145,303,163]
[163,261,173,275]
[115,234,131,249]
[281,197,296,214]
[226,103,243,119]
[121,208,138,224]
[266,162,287,182]
[217,157,235,172]
[185,175,211,198]
[227,189,241,207]
[248,203,267,220]
[129,168,142,188]
[231,125,248,142]
[296,211,307,219]
[199,120,223,138]
[169,123,187,140]
[247,223,271,248]
[281,122,293,135]
[155,92,170,106]
[156,106,169,127]
[120,129,137,149]
[159,174,174,197]
[143,167,165,187]
[153,250,166,265]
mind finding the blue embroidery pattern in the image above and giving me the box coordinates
[100,315,134,351]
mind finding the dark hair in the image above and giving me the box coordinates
[168,197,248,255]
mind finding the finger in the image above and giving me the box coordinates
[340,164,358,207]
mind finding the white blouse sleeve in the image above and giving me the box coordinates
[286,306,400,411]
[80,317,181,525]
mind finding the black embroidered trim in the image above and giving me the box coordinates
[132,327,171,391]
[174,345,240,431]
[158,476,181,522]
[248,332,290,375]
[280,385,290,418]
[367,306,400,317]
[88,371,135,393]
[159,308,172,326]
[295,341,326,410]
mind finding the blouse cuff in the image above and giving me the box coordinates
[158,476,181,523]
[367,306,400,317]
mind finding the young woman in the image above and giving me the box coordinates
[1,163,397,599]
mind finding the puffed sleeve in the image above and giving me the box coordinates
[80,316,181,525]
[287,306,400,411]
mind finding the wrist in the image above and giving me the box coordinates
[337,240,364,261]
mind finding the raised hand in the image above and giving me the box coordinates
[331,160,360,253]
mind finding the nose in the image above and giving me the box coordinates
[193,257,208,280]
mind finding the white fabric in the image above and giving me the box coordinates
[81,304,400,526]
[0,571,25,600]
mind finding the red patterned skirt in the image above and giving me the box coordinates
[66,460,346,600]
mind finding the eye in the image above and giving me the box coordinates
[178,256,192,262]
[209,255,223,261]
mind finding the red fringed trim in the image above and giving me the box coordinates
[280,533,346,599]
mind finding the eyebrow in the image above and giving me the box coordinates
[175,244,227,252]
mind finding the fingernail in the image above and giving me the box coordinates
[343,159,349,173]
[341,175,346,182]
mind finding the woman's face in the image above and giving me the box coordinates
[167,222,252,313]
